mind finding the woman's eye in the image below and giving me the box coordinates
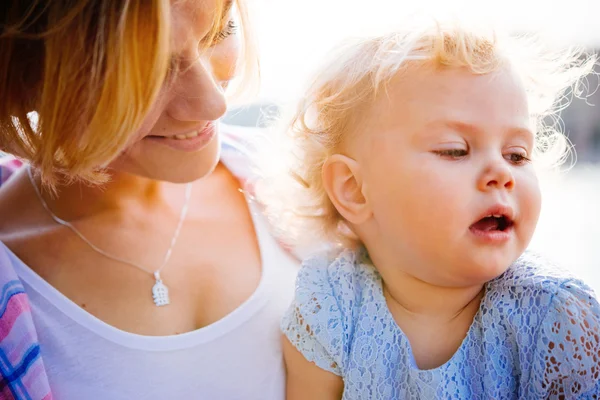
[211,20,238,45]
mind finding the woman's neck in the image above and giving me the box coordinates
[33,168,186,222]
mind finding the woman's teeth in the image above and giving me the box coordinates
[174,131,200,140]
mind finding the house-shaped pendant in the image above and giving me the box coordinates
[152,272,170,307]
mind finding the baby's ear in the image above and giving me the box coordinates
[322,154,371,225]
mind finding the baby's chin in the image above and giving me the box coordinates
[452,251,521,287]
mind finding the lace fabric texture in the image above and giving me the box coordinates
[282,249,600,399]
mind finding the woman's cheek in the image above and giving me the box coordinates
[211,37,242,83]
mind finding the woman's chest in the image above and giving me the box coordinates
[25,283,288,400]
[6,194,263,335]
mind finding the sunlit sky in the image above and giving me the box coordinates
[248,0,600,101]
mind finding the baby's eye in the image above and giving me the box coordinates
[434,149,468,159]
[505,152,531,165]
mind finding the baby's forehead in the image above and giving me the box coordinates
[393,66,524,111]
[382,64,525,103]
[350,66,532,142]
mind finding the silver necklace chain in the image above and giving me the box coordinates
[27,166,192,307]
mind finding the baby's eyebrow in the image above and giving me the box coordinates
[423,120,534,140]
[506,127,535,142]
[425,120,482,136]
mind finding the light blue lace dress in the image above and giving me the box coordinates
[282,249,600,399]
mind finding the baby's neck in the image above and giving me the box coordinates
[382,272,484,321]
[381,269,485,369]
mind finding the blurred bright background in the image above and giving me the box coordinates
[224,0,600,291]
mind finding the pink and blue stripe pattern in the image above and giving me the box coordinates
[0,157,54,400]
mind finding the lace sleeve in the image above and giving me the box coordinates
[531,279,600,399]
[281,255,347,376]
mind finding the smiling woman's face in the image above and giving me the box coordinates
[108,0,242,183]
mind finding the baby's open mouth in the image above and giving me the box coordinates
[470,214,514,232]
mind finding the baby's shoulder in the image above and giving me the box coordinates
[293,247,380,311]
[486,251,577,300]
[490,253,600,398]
[282,247,380,375]
[483,251,598,329]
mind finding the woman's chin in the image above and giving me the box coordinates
[109,135,222,183]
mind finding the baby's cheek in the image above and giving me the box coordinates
[518,174,542,239]
[522,172,542,213]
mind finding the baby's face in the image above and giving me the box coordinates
[353,66,541,287]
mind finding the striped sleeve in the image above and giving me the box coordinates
[0,156,53,399]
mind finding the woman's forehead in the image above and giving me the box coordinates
[170,0,233,46]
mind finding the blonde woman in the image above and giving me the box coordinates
[0,1,298,399]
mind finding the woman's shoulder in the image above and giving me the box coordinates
[0,155,24,187]
[0,240,51,396]
[219,124,268,198]
[220,123,307,260]
[0,243,28,342]
[220,123,261,173]
[0,241,23,295]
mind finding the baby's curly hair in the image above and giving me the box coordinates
[256,19,597,252]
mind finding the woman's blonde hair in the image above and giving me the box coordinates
[257,19,597,251]
[0,0,257,187]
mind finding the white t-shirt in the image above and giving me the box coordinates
[7,200,298,400]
